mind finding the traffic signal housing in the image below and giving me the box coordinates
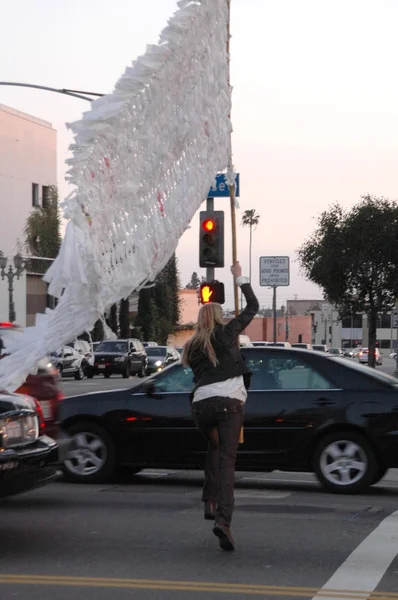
[199,211,225,268]
[200,281,225,305]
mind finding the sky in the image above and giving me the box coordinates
[1,0,398,311]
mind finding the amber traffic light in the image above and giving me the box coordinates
[199,211,225,268]
[199,281,225,305]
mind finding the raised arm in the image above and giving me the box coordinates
[224,262,259,338]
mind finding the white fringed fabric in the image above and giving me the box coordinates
[0,0,232,391]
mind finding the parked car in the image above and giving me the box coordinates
[50,346,87,380]
[265,342,292,348]
[327,348,344,357]
[143,342,158,348]
[291,343,313,350]
[0,390,58,498]
[60,347,398,493]
[145,346,180,375]
[86,339,147,378]
[252,341,269,347]
[312,345,328,352]
[389,352,397,359]
[0,323,64,438]
[358,348,383,365]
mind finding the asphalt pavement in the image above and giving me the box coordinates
[1,470,398,599]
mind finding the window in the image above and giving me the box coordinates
[379,314,391,329]
[380,340,391,349]
[42,185,50,208]
[155,365,193,393]
[32,183,39,207]
[244,352,335,390]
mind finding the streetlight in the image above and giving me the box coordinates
[0,252,25,323]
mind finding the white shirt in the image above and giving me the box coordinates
[192,376,247,404]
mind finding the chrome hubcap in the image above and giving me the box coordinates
[320,440,367,486]
[65,432,106,476]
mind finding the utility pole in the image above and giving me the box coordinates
[285,308,289,342]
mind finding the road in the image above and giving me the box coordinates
[1,470,398,599]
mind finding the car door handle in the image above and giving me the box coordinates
[313,399,335,407]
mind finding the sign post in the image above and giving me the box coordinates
[260,256,290,343]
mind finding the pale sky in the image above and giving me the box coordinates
[1,0,398,310]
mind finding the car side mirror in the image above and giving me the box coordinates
[142,380,161,398]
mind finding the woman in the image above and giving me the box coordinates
[182,261,259,551]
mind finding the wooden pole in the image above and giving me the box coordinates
[227,0,243,445]
[226,0,240,318]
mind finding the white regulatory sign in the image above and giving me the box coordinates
[259,256,290,287]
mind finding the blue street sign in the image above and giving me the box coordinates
[208,173,240,198]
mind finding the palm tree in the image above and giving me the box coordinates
[241,209,260,283]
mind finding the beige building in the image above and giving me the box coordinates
[0,104,57,325]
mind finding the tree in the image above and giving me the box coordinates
[24,185,62,274]
[119,298,130,338]
[91,319,104,342]
[298,196,398,367]
[186,271,201,290]
[241,209,260,283]
[135,253,181,344]
[107,304,118,335]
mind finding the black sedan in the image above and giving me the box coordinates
[145,346,180,375]
[0,390,58,498]
[60,347,398,494]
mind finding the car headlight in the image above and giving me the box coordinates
[155,360,162,367]
[0,414,39,448]
[114,357,126,362]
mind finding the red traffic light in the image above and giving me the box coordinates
[202,218,217,233]
[199,281,225,305]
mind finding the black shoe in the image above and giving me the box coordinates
[213,523,235,551]
[204,500,216,521]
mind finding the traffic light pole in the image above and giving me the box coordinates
[206,197,215,283]
[273,286,277,343]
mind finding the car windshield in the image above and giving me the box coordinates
[96,341,128,353]
[313,346,325,351]
[329,349,340,354]
[330,357,398,385]
[146,347,167,357]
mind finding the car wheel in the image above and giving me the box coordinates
[114,465,143,480]
[138,364,146,378]
[122,366,130,379]
[86,372,94,379]
[62,422,115,483]
[313,432,378,494]
[74,366,84,380]
[370,467,388,486]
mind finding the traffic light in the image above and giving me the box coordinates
[200,281,225,305]
[199,211,225,268]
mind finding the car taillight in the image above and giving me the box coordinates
[33,399,45,432]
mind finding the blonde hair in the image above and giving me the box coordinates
[182,303,224,367]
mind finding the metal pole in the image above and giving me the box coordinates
[273,286,277,343]
[206,197,215,283]
[0,81,102,102]
[7,269,15,323]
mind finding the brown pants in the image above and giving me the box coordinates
[191,397,244,526]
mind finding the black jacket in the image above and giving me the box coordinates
[188,283,259,391]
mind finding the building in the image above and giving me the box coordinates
[0,104,57,325]
[169,289,312,346]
